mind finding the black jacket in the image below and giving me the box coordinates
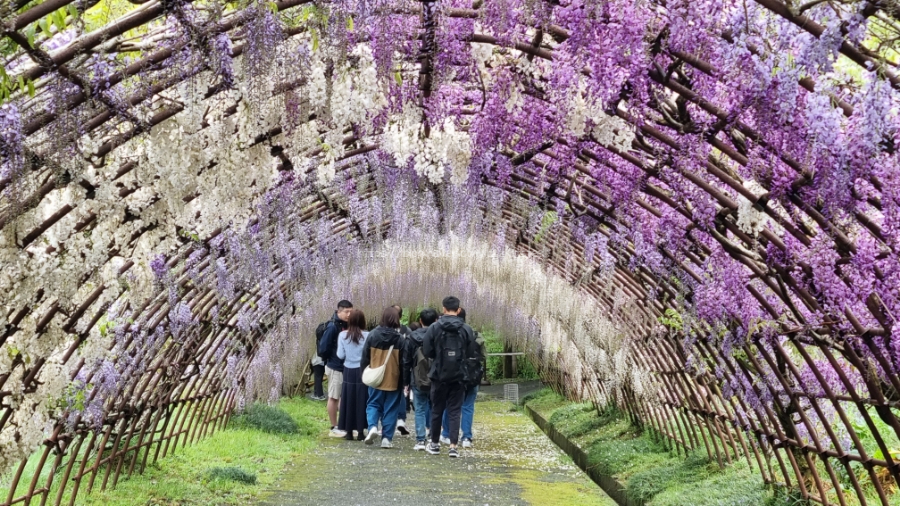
[361,326,406,390]
[422,315,475,382]
[318,312,347,372]
[402,327,428,387]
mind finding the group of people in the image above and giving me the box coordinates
[312,296,484,458]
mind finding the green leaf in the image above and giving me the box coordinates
[54,9,67,32]
[657,308,684,331]
[17,75,25,92]
[26,25,36,48]
[68,4,79,21]
[27,79,35,97]
[311,30,319,52]
[394,71,403,85]
[39,18,53,39]
[346,15,354,31]
[534,211,558,243]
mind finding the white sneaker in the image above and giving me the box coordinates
[439,436,451,446]
[462,438,473,449]
[414,440,427,451]
[364,427,379,445]
[380,437,393,449]
[396,419,410,436]
[329,427,347,438]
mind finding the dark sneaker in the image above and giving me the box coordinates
[425,443,441,455]
[448,447,459,458]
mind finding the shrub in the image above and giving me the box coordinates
[205,466,257,484]
[235,403,299,434]
[481,330,540,380]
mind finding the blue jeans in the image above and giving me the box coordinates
[412,387,432,441]
[367,387,402,440]
[397,389,409,421]
[442,385,477,440]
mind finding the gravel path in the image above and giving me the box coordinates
[257,393,615,506]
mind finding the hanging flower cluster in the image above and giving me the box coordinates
[383,103,473,184]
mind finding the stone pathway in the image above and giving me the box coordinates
[258,395,616,506]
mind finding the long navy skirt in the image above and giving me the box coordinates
[338,367,368,439]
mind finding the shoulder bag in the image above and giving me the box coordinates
[362,344,395,388]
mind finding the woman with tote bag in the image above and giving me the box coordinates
[360,307,405,449]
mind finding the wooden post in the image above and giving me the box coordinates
[502,342,517,378]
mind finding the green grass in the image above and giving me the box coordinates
[520,387,566,415]
[45,397,328,506]
[525,389,784,506]
[232,403,301,435]
[205,466,258,485]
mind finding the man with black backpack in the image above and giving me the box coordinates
[402,308,438,450]
[439,308,485,449]
[423,296,477,458]
[317,299,353,437]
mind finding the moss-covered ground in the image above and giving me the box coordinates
[524,389,792,506]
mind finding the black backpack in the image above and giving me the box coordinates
[432,324,473,383]
[315,321,328,359]
[413,346,432,391]
[464,332,486,388]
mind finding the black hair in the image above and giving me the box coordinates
[442,296,460,312]
[380,307,401,329]
[418,308,439,327]
[337,300,353,309]
[409,322,422,331]
[458,308,467,322]
[391,304,403,319]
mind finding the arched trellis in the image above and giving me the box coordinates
[1,0,899,505]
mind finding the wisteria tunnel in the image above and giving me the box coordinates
[0,0,898,504]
